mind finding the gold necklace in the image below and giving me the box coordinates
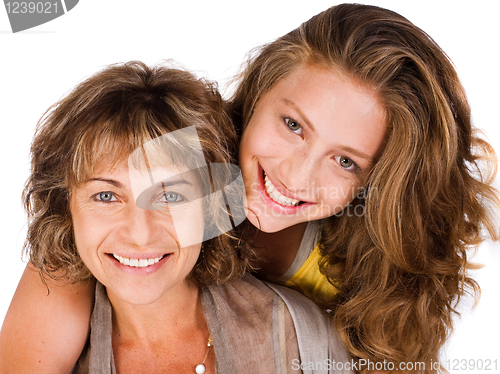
[195,335,213,374]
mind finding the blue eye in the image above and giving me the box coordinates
[97,191,116,202]
[165,192,179,202]
[160,192,185,204]
[284,117,303,135]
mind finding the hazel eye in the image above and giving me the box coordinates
[336,156,356,171]
[284,117,303,135]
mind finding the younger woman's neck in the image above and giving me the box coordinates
[252,222,308,279]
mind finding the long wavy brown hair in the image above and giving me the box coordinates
[24,61,254,286]
[229,4,499,372]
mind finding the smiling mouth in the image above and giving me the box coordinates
[112,254,168,268]
[263,171,305,207]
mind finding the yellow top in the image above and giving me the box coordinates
[283,244,339,304]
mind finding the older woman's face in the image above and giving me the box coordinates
[70,158,205,306]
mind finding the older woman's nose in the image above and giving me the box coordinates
[120,203,162,247]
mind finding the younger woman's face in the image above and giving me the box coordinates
[239,64,386,233]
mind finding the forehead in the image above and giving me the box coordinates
[259,63,386,156]
[73,126,207,185]
[129,127,206,171]
[267,63,384,118]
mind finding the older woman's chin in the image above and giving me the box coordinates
[85,246,202,307]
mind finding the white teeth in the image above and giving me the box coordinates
[263,173,300,207]
[277,194,289,205]
[113,254,164,268]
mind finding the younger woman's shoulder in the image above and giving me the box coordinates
[204,274,353,374]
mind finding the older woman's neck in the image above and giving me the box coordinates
[108,280,204,345]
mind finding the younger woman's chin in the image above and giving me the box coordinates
[246,213,296,233]
[246,214,273,233]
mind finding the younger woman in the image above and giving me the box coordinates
[1,4,498,373]
[230,4,499,369]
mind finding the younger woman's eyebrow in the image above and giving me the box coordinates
[86,178,123,188]
[338,145,373,164]
[282,98,316,134]
[283,98,373,164]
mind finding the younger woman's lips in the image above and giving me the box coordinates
[257,164,314,213]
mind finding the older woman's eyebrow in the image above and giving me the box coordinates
[87,178,123,188]
[160,179,193,188]
[86,176,196,190]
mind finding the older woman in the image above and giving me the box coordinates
[21,61,350,373]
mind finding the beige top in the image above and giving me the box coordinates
[72,274,352,373]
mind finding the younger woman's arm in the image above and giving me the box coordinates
[0,264,95,374]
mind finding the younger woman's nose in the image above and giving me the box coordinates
[278,150,319,198]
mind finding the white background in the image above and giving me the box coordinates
[0,1,498,372]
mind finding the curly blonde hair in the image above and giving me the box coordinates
[24,61,254,286]
[229,4,499,372]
